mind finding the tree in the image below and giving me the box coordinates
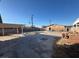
[0,14,3,23]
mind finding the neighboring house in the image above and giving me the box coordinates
[64,25,72,32]
[44,24,65,31]
[73,18,79,28]
[0,23,24,36]
[71,18,79,32]
[42,26,48,31]
[0,14,42,36]
[44,24,73,32]
[0,15,24,36]
[0,23,42,36]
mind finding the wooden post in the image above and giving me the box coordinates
[2,28,4,36]
[17,28,19,34]
[21,26,24,34]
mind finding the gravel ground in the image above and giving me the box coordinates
[0,31,61,58]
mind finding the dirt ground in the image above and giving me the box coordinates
[0,31,61,58]
[57,33,79,45]
[54,32,79,58]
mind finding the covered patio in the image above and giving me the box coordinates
[0,23,24,36]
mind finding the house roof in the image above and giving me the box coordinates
[0,23,24,28]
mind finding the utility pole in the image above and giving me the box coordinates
[31,15,34,27]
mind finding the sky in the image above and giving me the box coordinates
[0,0,79,27]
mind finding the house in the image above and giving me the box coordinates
[71,18,79,32]
[0,15,24,36]
[44,24,65,31]
[0,23,24,36]
[73,18,79,28]
[0,14,43,36]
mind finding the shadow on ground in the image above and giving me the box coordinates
[52,41,79,58]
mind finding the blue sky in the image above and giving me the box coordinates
[0,0,79,27]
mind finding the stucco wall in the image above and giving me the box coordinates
[45,25,65,31]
